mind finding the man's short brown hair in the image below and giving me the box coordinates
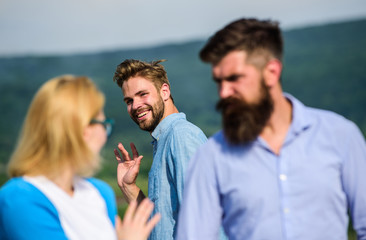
[200,18,283,69]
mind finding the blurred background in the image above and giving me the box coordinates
[1,0,366,238]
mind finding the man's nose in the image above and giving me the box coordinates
[219,81,233,99]
[132,98,143,110]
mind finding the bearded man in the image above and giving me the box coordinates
[177,18,366,240]
[112,59,208,240]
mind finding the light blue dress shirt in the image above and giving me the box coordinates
[177,94,366,240]
[148,112,207,240]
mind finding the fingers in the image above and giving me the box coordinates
[116,142,141,162]
[124,198,155,225]
[115,215,122,232]
[133,155,143,172]
[114,148,123,163]
[130,142,140,159]
[146,213,161,234]
[123,200,138,224]
[134,198,154,224]
[120,198,160,239]
[117,142,131,161]
[136,199,160,236]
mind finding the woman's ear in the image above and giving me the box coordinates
[160,83,171,101]
[263,59,282,87]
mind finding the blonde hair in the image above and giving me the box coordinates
[7,75,105,179]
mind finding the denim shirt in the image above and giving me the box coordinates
[148,113,207,240]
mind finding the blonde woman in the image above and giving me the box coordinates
[0,75,160,240]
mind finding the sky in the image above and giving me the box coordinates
[1,0,366,57]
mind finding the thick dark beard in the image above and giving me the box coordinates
[132,97,165,132]
[216,81,273,145]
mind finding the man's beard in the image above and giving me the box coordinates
[216,80,273,145]
[131,97,165,132]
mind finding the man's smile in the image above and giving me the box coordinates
[137,110,150,120]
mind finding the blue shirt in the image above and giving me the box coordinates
[0,177,116,240]
[148,113,207,240]
[177,95,366,240]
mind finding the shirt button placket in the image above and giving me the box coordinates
[277,153,290,240]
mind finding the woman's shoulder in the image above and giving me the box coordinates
[0,177,67,239]
[86,177,113,191]
[85,177,115,201]
[1,177,41,198]
[1,177,57,210]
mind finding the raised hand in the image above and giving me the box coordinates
[116,199,161,240]
[114,142,144,202]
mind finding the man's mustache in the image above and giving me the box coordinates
[216,97,247,112]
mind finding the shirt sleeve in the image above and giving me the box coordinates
[0,179,68,240]
[341,122,366,239]
[176,143,223,240]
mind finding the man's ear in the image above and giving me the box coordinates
[160,83,171,101]
[263,59,282,87]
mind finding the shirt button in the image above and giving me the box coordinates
[279,174,287,181]
[284,208,290,214]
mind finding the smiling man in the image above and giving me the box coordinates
[112,59,207,240]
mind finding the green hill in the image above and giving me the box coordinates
[282,19,366,130]
[1,18,365,215]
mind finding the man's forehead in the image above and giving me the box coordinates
[122,76,157,95]
[122,76,151,87]
[212,52,247,77]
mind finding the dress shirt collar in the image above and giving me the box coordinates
[151,112,186,141]
[284,93,313,135]
[255,93,313,150]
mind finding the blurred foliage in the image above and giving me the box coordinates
[0,18,365,238]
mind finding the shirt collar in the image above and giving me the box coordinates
[151,112,186,141]
[255,93,313,149]
[284,93,313,135]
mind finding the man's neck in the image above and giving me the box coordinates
[161,99,179,122]
[260,93,292,155]
[149,99,179,135]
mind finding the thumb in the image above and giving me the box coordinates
[134,155,143,170]
[115,215,122,232]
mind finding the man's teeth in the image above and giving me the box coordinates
[137,112,148,118]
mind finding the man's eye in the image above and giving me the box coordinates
[227,75,239,82]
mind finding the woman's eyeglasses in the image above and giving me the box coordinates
[89,118,115,137]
